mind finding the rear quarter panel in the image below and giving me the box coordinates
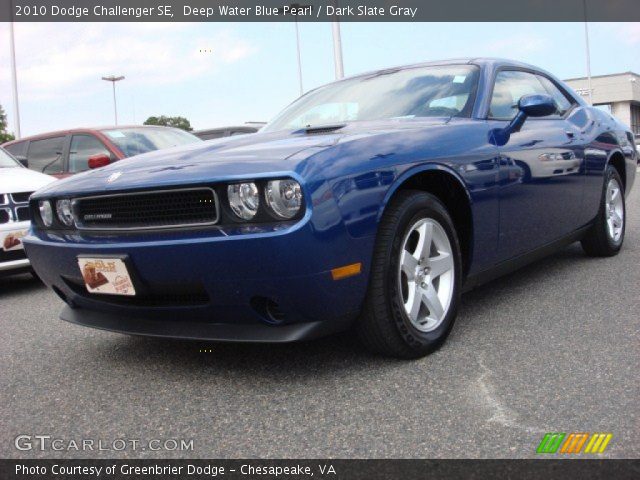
[582,108,637,219]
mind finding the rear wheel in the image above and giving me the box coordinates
[357,190,462,359]
[581,165,625,257]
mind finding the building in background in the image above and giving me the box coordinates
[565,72,640,137]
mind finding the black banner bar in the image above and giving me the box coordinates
[2,459,640,480]
[1,0,639,22]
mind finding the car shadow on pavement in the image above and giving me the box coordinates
[89,330,409,383]
[119,328,381,360]
[451,243,592,334]
[460,242,588,305]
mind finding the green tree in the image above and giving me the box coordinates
[0,104,15,144]
[144,115,193,131]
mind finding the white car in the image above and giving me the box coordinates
[1,148,55,276]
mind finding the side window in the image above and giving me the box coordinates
[26,136,65,174]
[489,70,549,120]
[536,75,575,115]
[69,135,111,173]
[4,141,27,158]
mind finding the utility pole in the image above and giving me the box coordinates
[294,20,304,95]
[330,0,344,79]
[9,20,21,139]
[583,0,593,105]
[331,21,344,80]
[284,3,312,96]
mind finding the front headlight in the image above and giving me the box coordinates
[55,199,74,226]
[38,200,53,227]
[228,182,260,220]
[265,179,302,219]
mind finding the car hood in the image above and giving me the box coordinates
[34,118,449,197]
[0,167,55,194]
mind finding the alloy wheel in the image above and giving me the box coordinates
[605,178,624,242]
[398,217,455,332]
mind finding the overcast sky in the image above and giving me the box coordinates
[1,21,639,137]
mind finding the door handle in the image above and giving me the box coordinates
[565,130,575,139]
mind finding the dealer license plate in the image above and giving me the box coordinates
[2,229,28,251]
[77,257,136,296]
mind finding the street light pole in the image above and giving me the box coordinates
[101,75,125,125]
[9,20,21,139]
[583,0,593,105]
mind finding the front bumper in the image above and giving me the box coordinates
[24,221,373,342]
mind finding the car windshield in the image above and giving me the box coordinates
[101,127,201,157]
[264,65,480,132]
[0,148,20,168]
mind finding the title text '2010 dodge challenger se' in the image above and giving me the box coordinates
[24,58,636,358]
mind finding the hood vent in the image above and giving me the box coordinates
[295,124,346,135]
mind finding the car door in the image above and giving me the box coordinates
[25,135,69,178]
[487,69,585,260]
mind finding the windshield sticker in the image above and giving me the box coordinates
[453,75,466,83]
[106,130,126,138]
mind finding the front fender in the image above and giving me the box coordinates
[378,162,472,222]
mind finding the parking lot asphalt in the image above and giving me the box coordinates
[1,181,639,460]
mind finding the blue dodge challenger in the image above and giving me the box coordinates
[24,58,636,358]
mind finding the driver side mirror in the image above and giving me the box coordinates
[490,93,557,146]
[88,153,111,169]
[15,155,28,168]
[518,93,557,118]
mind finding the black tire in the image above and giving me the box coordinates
[581,165,625,257]
[356,190,462,359]
[515,160,531,182]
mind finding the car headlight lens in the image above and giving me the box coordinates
[265,179,302,219]
[38,200,53,227]
[228,182,260,220]
[56,199,74,226]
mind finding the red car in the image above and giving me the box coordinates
[2,126,201,179]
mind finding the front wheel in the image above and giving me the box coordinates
[581,165,625,257]
[357,190,462,359]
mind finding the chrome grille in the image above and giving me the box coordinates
[16,206,30,222]
[0,208,9,224]
[10,192,33,203]
[72,187,219,231]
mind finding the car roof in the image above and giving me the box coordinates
[1,125,181,146]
